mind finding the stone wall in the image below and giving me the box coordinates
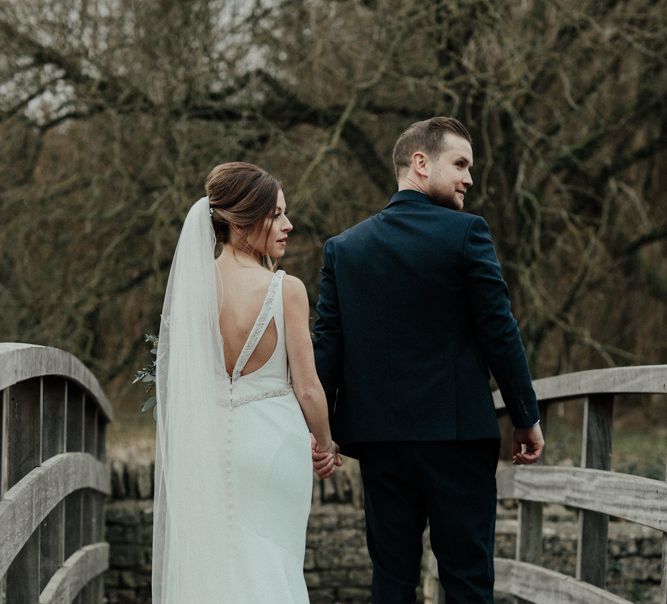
[104,459,663,604]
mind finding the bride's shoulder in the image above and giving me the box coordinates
[282,273,308,305]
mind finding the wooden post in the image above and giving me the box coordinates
[97,415,107,462]
[576,393,613,587]
[82,490,94,546]
[40,377,67,592]
[84,396,97,456]
[80,582,94,604]
[66,384,84,453]
[40,503,65,592]
[6,379,41,489]
[660,460,667,604]
[1,388,7,499]
[6,379,41,603]
[65,489,84,558]
[42,377,66,461]
[1,390,8,604]
[514,403,548,604]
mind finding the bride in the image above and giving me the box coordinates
[153,161,340,603]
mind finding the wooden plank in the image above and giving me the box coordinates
[38,543,109,604]
[0,452,110,578]
[514,404,548,604]
[94,492,105,543]
[0,344,113,421]
[494,364,667,411]
[494,558,632,603]
[92,577,104,603]
[83,398,97,457]
[516,502,543,564]
[96,417,106,463]
[66,385,84,453]
[577,394,613,587]
[65,491,83,560]
[7,378,41,489]
[42,377,66,462]
[82,491,94,546]
[496,466,667,532]
[515,403,549,567]
[80,583,93,604]
[6,530,40,603]
[581,395,613,472]
[661,526,667,604]
[661,460,667,604]
[40,501,65,592]
[1,388,7,499]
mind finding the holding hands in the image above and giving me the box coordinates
[311,435,343,479]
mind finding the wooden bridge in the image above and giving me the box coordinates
[428,365,667,603]
[2,342,666,603]
[0,343,113,603]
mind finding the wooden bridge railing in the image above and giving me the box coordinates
[430,365,667,604]
[0,343,113,604]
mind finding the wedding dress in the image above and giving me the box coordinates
[153,198,312,603]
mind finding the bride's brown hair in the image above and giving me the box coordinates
[206,162,280,259]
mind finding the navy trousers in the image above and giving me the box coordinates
[357,440,500,604]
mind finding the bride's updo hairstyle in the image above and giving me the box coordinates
[206,161,280,257]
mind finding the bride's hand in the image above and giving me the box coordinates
[310,436,340,479]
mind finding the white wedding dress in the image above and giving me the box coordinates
[214,269,313,603]
[152,198,313,604]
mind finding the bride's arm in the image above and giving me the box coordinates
[283,274,337,458]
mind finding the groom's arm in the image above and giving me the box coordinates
[312,238,343,417]
[463,216,540,430]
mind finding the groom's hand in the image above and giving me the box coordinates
[512,423,545,465]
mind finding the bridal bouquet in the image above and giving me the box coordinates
[133,333,158,413]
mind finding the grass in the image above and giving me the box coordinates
[543,414,667,480]
[107,412,156,463]
[108,400,667,480]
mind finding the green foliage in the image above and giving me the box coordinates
[133,334,158,413]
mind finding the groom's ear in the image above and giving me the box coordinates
[411,151,429,178]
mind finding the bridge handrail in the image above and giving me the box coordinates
[497,465,667,532]
[430,364,667,604]
[0,453,111,578]
[493,558,633,604]
[39,543,109,604]
[0,343,113,421]
[1,342,111,604]
[494,364,667,410]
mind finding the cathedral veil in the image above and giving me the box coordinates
[153,197,232,601]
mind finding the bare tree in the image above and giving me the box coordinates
[0,0,665,412]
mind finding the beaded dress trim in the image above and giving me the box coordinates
[219,270,291,408]
[231,270,284,381]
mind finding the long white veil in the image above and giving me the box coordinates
[153,197,231,601]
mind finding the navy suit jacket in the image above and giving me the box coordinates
[312,190,539,456]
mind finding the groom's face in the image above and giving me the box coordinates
[425,134,473,210]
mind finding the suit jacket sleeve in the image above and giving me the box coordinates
[312,238,343,417]
[463,216,540,429]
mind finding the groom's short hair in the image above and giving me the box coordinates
[392,117,471,179]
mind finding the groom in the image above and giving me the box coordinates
[312,117,544,603]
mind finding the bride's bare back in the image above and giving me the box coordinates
[216,255,278,377]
